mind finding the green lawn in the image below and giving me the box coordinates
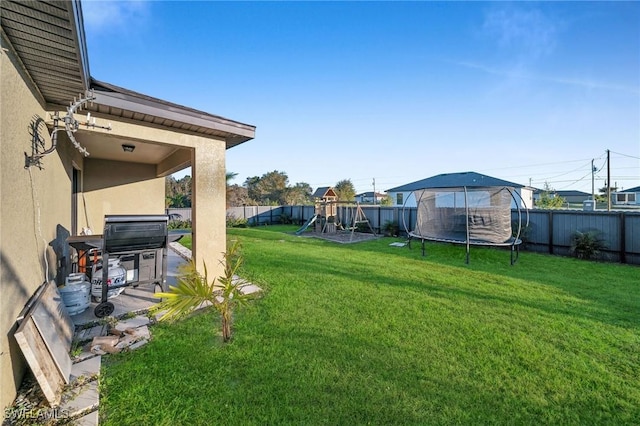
[101,226,640,425]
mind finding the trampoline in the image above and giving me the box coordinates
[403,185,529,264]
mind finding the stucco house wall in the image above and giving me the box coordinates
[0,46,76,408]
[80,159,165,233]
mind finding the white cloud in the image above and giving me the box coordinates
[82,0,150,33]
[482,6,559,59]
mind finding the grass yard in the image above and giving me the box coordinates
[101,226,640,425]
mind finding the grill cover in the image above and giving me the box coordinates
[103,215,168,252]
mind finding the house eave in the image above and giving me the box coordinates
[86,80,255,148]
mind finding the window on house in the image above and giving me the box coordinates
[617,194,626,202]
[628,194,636,203]
[396,193,403,205]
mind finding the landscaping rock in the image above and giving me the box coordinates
[90,335,120,354]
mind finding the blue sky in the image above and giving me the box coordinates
[83,1,639,194]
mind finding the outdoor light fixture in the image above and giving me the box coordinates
[122,144,136,153]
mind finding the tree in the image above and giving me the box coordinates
[227,184,251,207]
[152,240,254,343]
[334,179,356,202]
[244,176,261,203]
[244,170,290,205]
[167,193,190,208]
[379,195,393,206]
[165,175,192,207]
[226,171,239,208]
[535,182,565,209]
[596,184,618,203]
[283,182,313,205]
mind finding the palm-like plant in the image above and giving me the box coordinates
[152,240,252,342]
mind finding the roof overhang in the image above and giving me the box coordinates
[1,0,90,105]
[1,0,255,153]
[87,79,255,149]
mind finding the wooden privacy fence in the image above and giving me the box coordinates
[226,206,640,265]
[513,209,640,265]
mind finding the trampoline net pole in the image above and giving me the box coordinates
[464,186,470,264]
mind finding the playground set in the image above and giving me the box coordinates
[295,187,376,243]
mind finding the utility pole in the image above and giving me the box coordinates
[591,159,596,201]
[607,149,611,211]
[372,178,376,205]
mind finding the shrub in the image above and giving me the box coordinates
[168,219,192,230]
[226,214,248,228]
[382,220,399,237]
[570,230,607,260]
[512,222,532,244]
[280,212,293,224]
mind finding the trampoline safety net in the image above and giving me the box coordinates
[412,186,515,244]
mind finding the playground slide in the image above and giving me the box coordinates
[295,215,318,235]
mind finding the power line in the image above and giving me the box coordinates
[610,150,640,160]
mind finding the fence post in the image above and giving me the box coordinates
[548,211,554,255]
[620,212,626,264]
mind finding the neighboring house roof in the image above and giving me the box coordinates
[555,190,590,197]
[0,0,255,149]
[356,192,385,198]
[386,171,524,192]
[312,187,337,199]
[616,186,640,193]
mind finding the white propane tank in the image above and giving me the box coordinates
[91,258,126,302]
[59,273,91,315]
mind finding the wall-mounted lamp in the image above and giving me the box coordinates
[122,144,136,153]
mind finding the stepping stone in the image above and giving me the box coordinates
[239,284,261,295]
[60,381,98,418]
[73,348,96,364]
[76,324,106,341]
[73,409,98,426]
[70,356,101,383]
[129,339,149,351]
[133,325,151,340]
[115,315,150,331]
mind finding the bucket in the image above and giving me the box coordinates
[60,273,91,315]
[91,258,126,302]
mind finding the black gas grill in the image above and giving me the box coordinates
[97,215,169,317]
[104,215,169,252]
